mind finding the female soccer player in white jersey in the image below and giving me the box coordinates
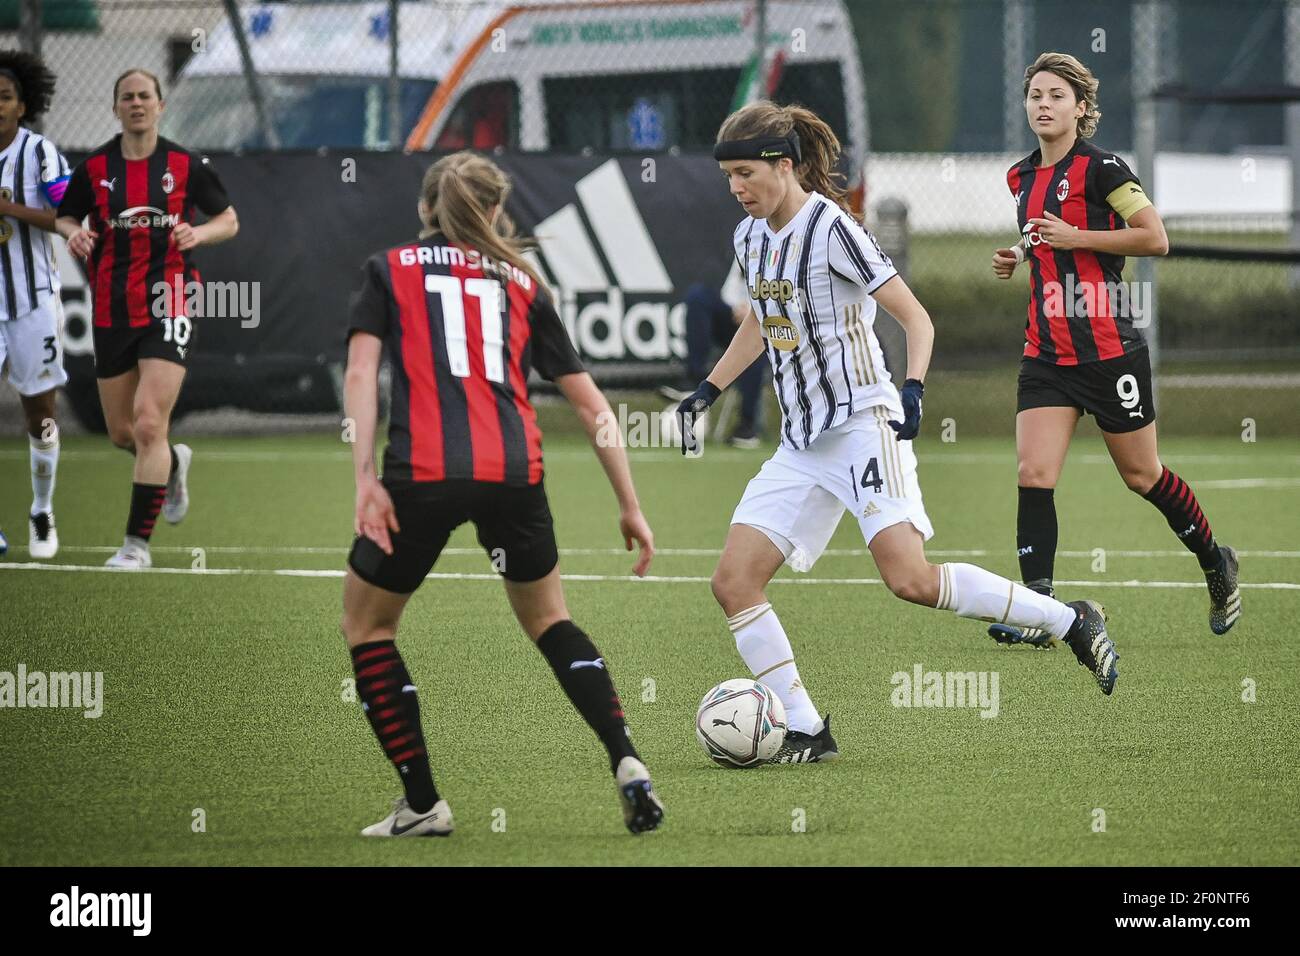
[677,102,1120,761]
[989,52,1238,646]
[0,51,71,559]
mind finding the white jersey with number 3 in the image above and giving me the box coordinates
[733,191,901,450]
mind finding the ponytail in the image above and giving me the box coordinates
[716,100,856,221]
[418,151,547,293]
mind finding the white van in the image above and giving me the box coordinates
[165,0,867,166]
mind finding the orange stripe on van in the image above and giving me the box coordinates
[404,0,736,152]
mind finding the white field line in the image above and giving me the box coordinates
[0,448,1298,466]
[36,544,1300,559]
[1,562,1297,590]
[1192,478,1300,489]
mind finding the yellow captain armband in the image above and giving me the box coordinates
[1106,181,1153,221]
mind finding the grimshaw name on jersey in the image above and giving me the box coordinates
[734,191,903,451]
[349,237,585,487]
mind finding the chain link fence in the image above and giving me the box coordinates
[1,0,1296,435]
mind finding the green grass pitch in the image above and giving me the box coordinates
[1,430,1296,866]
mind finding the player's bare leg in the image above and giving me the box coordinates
[1104,422,1239,634]
[712,523,837,761]
[20,389,59,558]
[991,406,1080,647]
[342,569,452,836]
[870,521,1118,695]
[102,359,185,568]
[504,567,663,833]
[97,366,139,454]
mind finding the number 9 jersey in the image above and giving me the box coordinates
[347,238,585,487]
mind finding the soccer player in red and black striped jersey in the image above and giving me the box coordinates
[991,52,1239,641]
[341,151,663,837]
[54,68,238,569]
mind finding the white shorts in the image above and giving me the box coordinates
[731,406,934,572]
[0,295,68,397]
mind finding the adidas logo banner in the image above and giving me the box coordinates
[57,152,747,426]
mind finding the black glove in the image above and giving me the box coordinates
[675,380,721,455]
[887,378,924,441]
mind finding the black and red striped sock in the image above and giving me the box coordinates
[1142,466,1220,570]
[536,620,639,774]
[125,482,167,542]
[351,641,438,812]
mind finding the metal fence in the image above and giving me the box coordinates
[1,0,1296,434]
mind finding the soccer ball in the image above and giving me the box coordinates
[695,678,787,767]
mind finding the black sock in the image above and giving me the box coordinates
[351,641,438,813]
[169,445,179,478]
[1016,486,1058,587]
[1142,466,1220,570]
[536,620,638,774]
[125,482,167,542]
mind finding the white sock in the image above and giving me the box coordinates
[30,427,59,515]
[727,602,822,734]
[937,563,1076,639]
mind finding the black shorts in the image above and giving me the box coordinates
[347,479,559,594]
[1018,347,1155,434]
[94,320,193,379]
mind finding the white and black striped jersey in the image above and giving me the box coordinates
[733,191,901,450]
[0,128,71,320]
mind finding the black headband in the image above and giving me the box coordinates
[713,132,801,165]
[0,68,22,100]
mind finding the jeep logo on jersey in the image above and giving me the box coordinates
[762,313,800,350]
[1056,177,1070,202]
[109,206,181,230]
[751,277,796,303]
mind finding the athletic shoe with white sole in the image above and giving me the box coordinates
[1062,600,1118,696]
[1205,544,1241,636]
[0,526,7,556]
[615,756,664,834]
[361,796,454,837]
[162,444,192,524]
[28,512,58,560]
[988,579,1059,649]
[769,714,840,764]
[105,536,152,570]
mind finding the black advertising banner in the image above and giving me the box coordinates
[57,151,744,428]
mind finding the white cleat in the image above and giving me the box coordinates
[105,536,152,570]
[616,756,665,834]
[361,796,454,837]
[28,512,58,560]
[162,443,192,524]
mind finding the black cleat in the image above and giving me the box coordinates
[1062,600,1118,696]
[1205,545,1241,635]
[769,714,840,764]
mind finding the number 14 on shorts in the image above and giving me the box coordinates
[851,457,884,499]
